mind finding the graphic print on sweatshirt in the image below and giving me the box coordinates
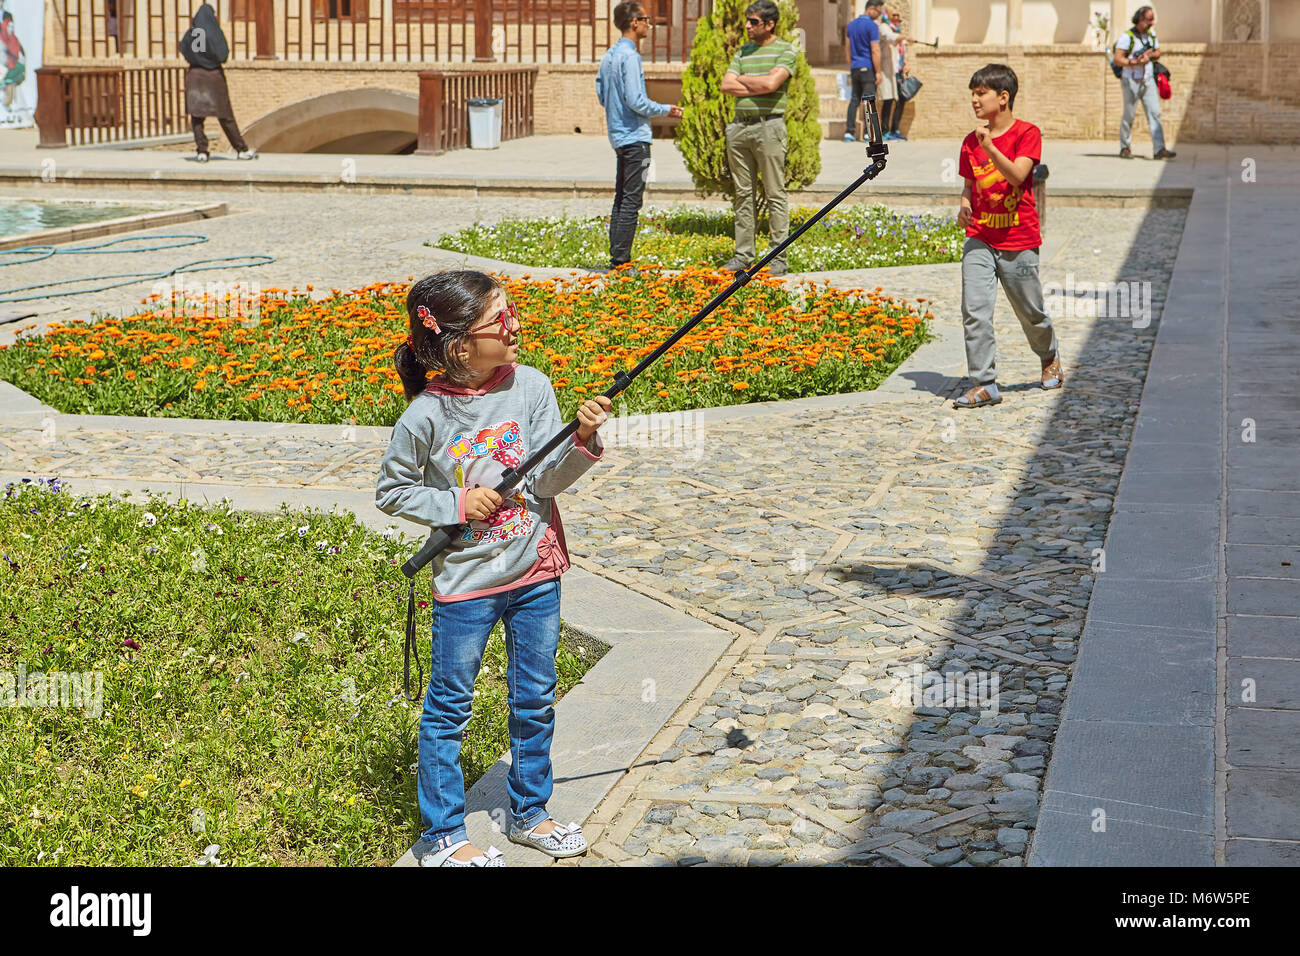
[445,420,535,545]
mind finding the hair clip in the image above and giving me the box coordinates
[416,304,441,335]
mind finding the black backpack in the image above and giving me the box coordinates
[1110,28,1154,79]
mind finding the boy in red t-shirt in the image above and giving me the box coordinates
[953,64,1062,408]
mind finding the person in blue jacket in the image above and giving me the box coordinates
[596,2,683,269]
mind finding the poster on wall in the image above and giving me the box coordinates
[1,0,42,128]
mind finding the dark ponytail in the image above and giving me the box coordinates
[394,270,503,401]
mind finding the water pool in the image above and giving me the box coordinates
[0,200,176,239]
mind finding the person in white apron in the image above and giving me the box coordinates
[877,8,902,140]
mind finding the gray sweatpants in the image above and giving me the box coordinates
[960,237,1058,386]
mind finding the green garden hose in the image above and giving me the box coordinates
[0,234,276,304]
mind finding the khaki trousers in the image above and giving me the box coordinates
[725,117,789,268]
[960,238,1058,386]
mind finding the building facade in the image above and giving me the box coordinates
[34,0,1300,149]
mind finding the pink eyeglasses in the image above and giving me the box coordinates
[468,300,520,339]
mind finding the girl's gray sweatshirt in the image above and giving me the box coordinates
[375,364,603,602]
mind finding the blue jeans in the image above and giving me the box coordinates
[415,578,561,853]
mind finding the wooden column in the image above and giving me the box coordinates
[474,0,495,61]
[255,0,276,59]
[416,70,446,155]
[35,68,69,149]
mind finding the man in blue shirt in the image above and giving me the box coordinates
[596,2,683,268]
[844,0,884,142]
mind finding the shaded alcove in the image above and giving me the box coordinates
[243,88,419,154]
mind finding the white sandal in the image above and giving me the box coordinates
[419,840,506,867]
[508,819,588,858]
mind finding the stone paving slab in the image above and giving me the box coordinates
[1028,178,1224,864]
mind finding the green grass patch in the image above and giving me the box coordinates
[0,480,600,865]
[432,203,963,271]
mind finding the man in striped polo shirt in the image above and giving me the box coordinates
[720,0,797,276]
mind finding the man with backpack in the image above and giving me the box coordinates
[1113,5,1175,159]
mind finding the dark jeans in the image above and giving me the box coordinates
[882,98,904,133]
[191,115,248,154]
[845,68,876,139]
[609,141,652,266]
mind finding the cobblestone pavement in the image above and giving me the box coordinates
[0,196,1187,866]
[1,183,625,332]
[558,205,1187,866]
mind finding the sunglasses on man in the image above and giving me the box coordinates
[745,16,767,25]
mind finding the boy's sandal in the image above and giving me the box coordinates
[954,384,1002,409]
[419,840,506,867]
[508,819,588,858]
[1041,357,1064,390]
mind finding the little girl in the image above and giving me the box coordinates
[376,270,612,867]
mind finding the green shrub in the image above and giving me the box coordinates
[676,0,822,198]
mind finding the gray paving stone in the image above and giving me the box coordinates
[1228,578,1300,618]
[1116,467,1220,509]
[1031,804,1212,867]
[1225,614,1298,659]
[1102,504,1218,581]
[1225,708,1300,770]
[1040,722,1212,834]
[1228,462,1300,493]
[1063,623,1216,726]
[1229,514,1300,547]
[1225,769,1300,841]
[1225,545,1300,579]
[1223,839,1300,866]
[1085,578,1216,634]
[1226,658,1300,710]
[1229,489,1300,519]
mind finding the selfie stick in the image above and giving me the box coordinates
[397,98,891,699]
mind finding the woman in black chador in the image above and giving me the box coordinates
[180,3,257,162]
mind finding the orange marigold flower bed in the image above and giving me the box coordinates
[0,268,929,424]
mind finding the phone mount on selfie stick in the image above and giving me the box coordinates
[396,98,890,700]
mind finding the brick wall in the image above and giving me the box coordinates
[890,42,1300,144]
[44,40,1300,147]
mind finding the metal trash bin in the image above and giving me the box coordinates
[467,97,503,150]
[1032,163,1049,236]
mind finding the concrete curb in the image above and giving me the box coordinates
[0,164,1194,207]
[1028,170,1224,867]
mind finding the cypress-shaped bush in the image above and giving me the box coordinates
[676,0,822,199]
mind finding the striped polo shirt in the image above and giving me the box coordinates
[728,38,797,118]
